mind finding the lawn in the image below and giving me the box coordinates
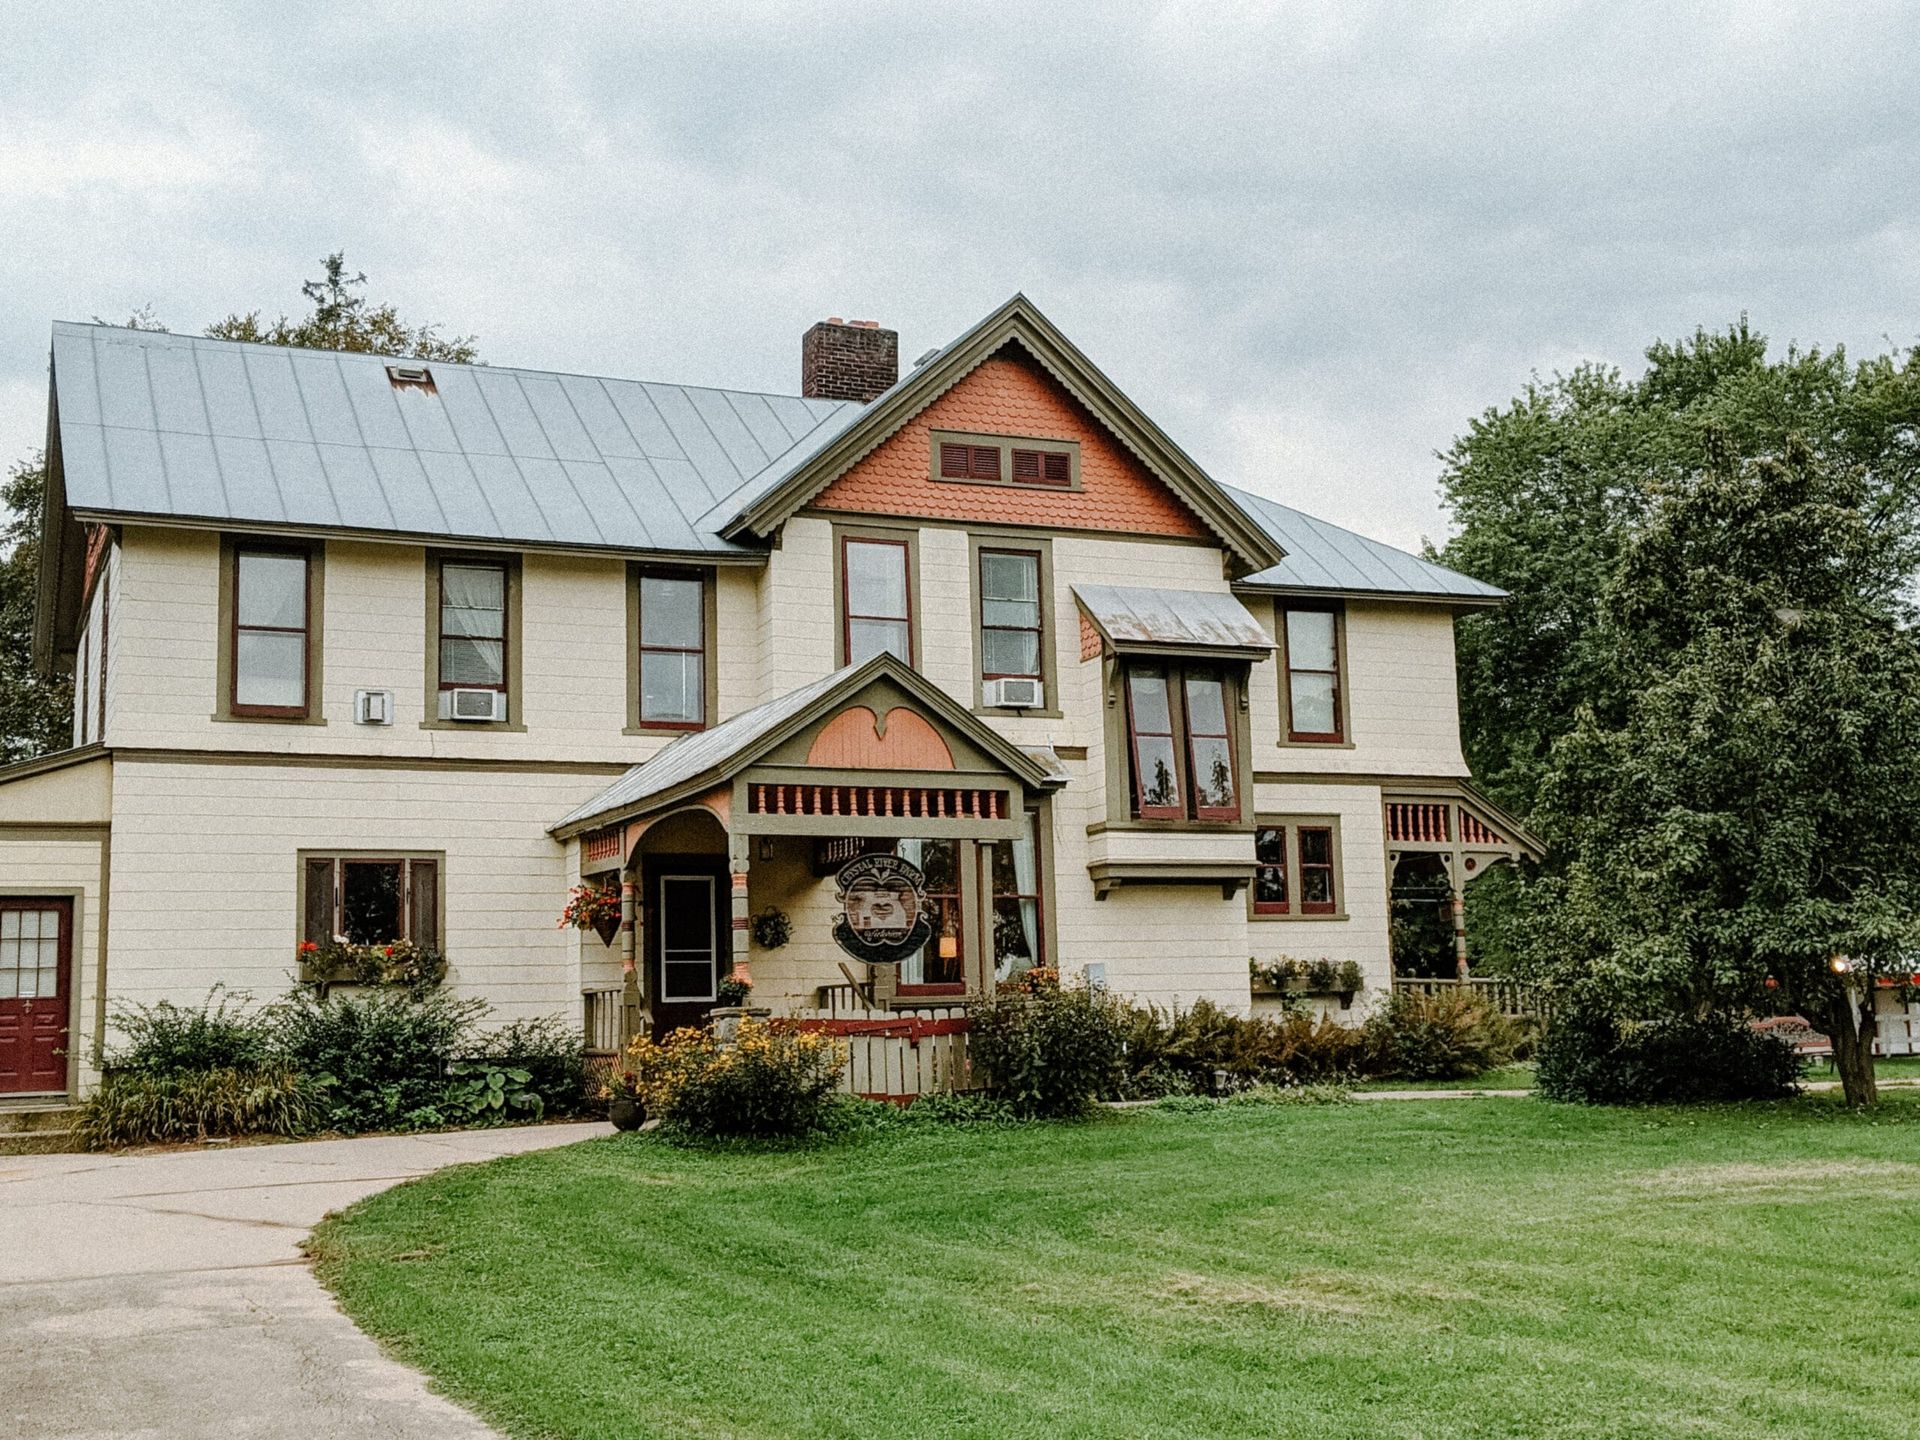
[312,1095,1920,1440]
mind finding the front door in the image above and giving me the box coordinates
[0,898,71,1095]
[651,865,726,1037]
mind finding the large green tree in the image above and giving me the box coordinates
[0,254,477,763]
[1438,325,1920,1106]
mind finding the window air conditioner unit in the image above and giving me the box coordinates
[440,688,507,722]
[984,677,1044,709]
[353,689,394,725]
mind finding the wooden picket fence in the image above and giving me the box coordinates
[789,1005,975,1103]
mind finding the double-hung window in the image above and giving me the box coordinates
[233,547,311,717]
[1251,821,1340,918]
[1123,663,1241,822]
[842,536,913,666]
[979,549,1042,682]
[438,562,508,695]
[1282,606,1344,743]
[636,571,707,729]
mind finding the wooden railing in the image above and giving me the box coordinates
[1392,976,1553,1020]
[790,1004,975,1102]
[582,986,625,1056]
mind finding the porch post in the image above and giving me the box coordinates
[1449,803,1469,981]
[620,865,642,1044]
[727,831,751,987]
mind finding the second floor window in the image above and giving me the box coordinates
[842,537,912,666]
[637,572,706,728]
[1124,662,1240,822]
[979,549,1042,680]
[233,548,310,716]
[439,562,507,693]
[1283,606,1344,742]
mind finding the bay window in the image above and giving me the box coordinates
[1123,662,1241,822]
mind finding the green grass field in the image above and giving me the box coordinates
[312,1095,1920,1440]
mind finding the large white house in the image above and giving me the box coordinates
[0,296,1543,1100]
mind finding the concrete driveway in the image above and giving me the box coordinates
[0,1122,608,1440]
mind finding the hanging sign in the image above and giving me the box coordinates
[832,853,932,964]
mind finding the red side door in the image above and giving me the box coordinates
[0,898,72,1095]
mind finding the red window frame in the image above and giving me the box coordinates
[1183,668,1239,821]
[978,547,1043,681]
[840,536,914,667]
[1298,826,1337,914]
[636,568,708,732]
[1124,666,1185,820]
[437,559,509,697]
[1283,605,1344,743]
[1253,825,1290,915]
[230,545,311,720]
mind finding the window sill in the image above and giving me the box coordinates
[624,723,708,737]
[1087,819,1256,836]
[211,711,327,727]
[1278,738,1356,750]
[1249,910,1350,923]
[419,719,528,734]
[972,705,1066,721]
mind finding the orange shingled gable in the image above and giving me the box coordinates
[809,346,1213,540]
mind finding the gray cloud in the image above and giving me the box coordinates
[4,1,1915,551]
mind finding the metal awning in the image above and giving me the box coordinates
[1072,584,1275,660]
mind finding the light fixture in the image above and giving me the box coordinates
[1830,955,1852,974]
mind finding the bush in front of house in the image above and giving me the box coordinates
[1113,1000,1370,1095]
[78,1066,326,1149]
[1362,988,1520,1081]
[479,1015,594,1118]
[106,985,275,1074]
[968,984,1128,1118]
[271,986,490,1133]
[624,1019,847,1139]
[1536,1005,1804,1104]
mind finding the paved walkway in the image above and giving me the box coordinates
[0,1122,608,1440]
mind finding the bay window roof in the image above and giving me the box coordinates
[1072,584,1275,661]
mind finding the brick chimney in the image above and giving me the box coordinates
[801,317,898,403]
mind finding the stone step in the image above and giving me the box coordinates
[0,1102,82,1152]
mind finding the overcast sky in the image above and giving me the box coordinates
[3,2,1915,553]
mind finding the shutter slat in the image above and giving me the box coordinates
[304,859,334,945]
[969,445,1000,480]
[1042,451,1071,484]
[939,442,970,479]
[1012,448,1041,479]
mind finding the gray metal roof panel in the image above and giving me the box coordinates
[51,321,861,557]
[1072,584,1275,653]
[554,662,860,831]
[1225,484,1506,602]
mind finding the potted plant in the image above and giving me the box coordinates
[717,970,754,1008]
[558,883,623,947]
[601,1067,646,1131]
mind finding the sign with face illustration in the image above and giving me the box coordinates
[831,853,933,964]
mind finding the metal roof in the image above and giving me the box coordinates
[1225,483,1506,605]
[1072,583,1275,656]
[50,321,861,557]
[554,663,859,833]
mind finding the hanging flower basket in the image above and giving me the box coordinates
[559,884,623,947]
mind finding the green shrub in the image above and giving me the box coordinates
[968,985,1127,1118]
[899,1090,1025,1126]
[271,987,487,1133]
[625,1020,846,1139]
[105,986,273,1074]
[79,1066,325,1149]
[1536,1007,1804,1104]
[1363,989,1518,1080]
[444,1061,544,1124]
[1115,1000,1367,1093]
[478,1015,591,1117]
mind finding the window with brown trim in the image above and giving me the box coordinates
[302,855,440,951]
[1011,448,1072,486]
[842,537,913,666]
[233,547,311,718]
[978,548,1043,680]
[637,570,707,729]
[1298,826,1336,914]
[940,442,1001,481]
[1253,826,1290,914]
[1283,606,1344,742]
[1123,662,1241,822]
[438,561,508,694]
[897,838,964,996]
[989,810,1045,982]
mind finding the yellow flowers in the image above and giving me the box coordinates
[619,1018,848,1137]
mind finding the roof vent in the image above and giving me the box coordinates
[386,364,436,393]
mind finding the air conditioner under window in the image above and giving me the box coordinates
[984,677,1044,710]
[440,688,507,722]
